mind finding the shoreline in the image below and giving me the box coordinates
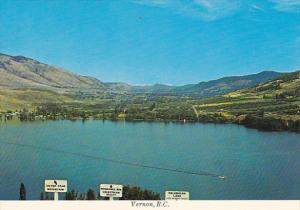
[1,116,300,133]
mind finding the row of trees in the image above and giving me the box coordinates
[13,102,200,122]
[241,115,300,132]
[19,183,161,200]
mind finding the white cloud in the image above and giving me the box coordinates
[250,4,264,11]
[269,0,300,12]
[132,0,240,21]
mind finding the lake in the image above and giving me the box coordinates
[0,120,299,200]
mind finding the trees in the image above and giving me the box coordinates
[19,183,26,200]
[40,192,53,200]
[65,190,79,200]
[120,186,161,200]
[37,186,161,200]
[86,189,97,200]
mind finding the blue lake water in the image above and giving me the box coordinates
[0,120,299,200]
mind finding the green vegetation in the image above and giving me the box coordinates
[1,71,299,132]
[19,183,26,200]
[193,71,300,132]
[0,53,299,132]
[0,54,281,111]
[39,185,161,200]
[120,186,161,200]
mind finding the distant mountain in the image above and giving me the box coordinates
[104,82,131,93]
[130,84,176,95]
[0,53,285,110]
[0,53,108,110]
[0,53,283,97]
[130,71,283,97]
[0,53,106,91]
[175,71,283,97]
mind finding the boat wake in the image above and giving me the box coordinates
[1,141,226,179]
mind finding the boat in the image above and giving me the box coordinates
[218,176,227,180]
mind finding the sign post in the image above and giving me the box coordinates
[165,191,189,200]
[100,184,123,200]
[54,192,59,201]
[45,180,67,201]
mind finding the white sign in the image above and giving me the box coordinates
[165,191,189,200]
[100,184,123,198]
[45,180,67,192]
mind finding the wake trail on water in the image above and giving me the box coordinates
[0,141,226,179]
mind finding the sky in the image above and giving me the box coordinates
[0,0,299,85]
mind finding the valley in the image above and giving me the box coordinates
[0,53,299,132]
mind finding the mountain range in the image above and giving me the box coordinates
[0,53,285,110]
[130,71,282,97]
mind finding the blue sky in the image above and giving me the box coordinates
[0,0,299,85]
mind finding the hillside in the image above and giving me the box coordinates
[130,84,176,95]
[0,53,284,111]
[0,54,109,110]
[129,71,282,97]
[193,71,300,131]
[176,71,282,97]
[126,71,282,98]
[0,54,106,90]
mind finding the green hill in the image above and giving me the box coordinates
[176,71,282,97]
[193,71,300,131]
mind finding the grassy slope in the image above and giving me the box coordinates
[193,71,300,131]
[0,54,109,111]
[0,54,106,89]
[176,71,282,97]
[129,71,282,97]
[0,89,74,111]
